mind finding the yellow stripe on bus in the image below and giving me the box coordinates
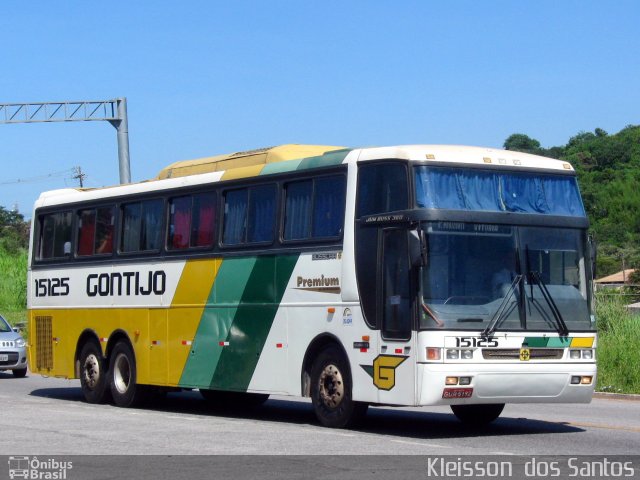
[167,258,222,385]
[570,337,595,348]
[221,164,265,181]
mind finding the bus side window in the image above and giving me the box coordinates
[357,163,408,217]
[312,175,346,238]
[283,175,346,241]
[223,185,276,246]
[38,211,73,260]
[77,206,115,256]
[121,199,163,253]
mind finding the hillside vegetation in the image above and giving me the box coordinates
[504,125,640,277]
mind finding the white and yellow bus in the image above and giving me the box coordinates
[27,144,597,428]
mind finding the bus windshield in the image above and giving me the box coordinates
[419,222,594,332]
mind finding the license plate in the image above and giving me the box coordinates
[442,387,473,399]
[0,354,8,362]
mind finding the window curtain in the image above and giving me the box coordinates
[77,210,96,256]
[192,193,215,247]
[170,197,191,249]
[141,200,163,251]
[285,181,312,240]
[415,167,586,217]
[224,190,247,244]
[248,185,275,242]
[313,176,345,237]
[121,204,141,252]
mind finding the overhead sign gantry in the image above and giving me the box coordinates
[0,98,131,184]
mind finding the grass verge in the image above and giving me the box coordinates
[595,293,640,394]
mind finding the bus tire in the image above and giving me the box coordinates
[310,346,368,428]
[79,341,110,404]
[450,403,504,425]
[109,341,148,407]
[200,389,269,408]
[12,367,27,378]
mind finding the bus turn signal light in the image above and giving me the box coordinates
[426,347,441,361]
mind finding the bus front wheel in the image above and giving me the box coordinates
[310,346,368,428]
[79,341,110,404]
[109,341,148,407]
[450,403,505,426]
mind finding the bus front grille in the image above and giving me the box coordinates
[482,348,564,360]
[35,316,53,370]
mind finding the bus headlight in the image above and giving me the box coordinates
[570,349,594,359]
[446,349,473,360]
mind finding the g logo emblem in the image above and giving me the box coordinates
[519,348,531,362]
[361,355,408,390]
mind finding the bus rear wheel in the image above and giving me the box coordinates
[310,346,368,428]
[79,341,110,404]
[109,341,148,407]
[450,403,505,426]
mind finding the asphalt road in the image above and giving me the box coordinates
[1,372,638,457]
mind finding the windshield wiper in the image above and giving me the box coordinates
[528,271,569,337]
[482,274,524,337]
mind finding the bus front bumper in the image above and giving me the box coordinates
[417,362,597,406]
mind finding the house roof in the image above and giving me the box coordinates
[595,269,636,284]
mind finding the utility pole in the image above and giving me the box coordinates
[0,98,131,184]
[73,166,86,188]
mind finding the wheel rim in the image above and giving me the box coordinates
[318,364,344,408]
[83,353,100,389]
[113,353,132,394]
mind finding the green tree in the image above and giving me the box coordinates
[0,206,29,254]
[503,133,542,154]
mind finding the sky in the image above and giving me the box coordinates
[1,0,639,216]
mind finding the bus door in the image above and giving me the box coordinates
[376,228,416,405]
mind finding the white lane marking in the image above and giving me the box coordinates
[391,439,450,448]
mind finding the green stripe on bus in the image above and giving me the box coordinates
[260,159,303,176]
[297,149,351,170]
[210,254,299,391]
[523,337,571,348]
[260,149,351,177]
[178,257,258,388]
[545,337,571,347]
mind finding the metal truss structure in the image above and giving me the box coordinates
[0,98,131,184]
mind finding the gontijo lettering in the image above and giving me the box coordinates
[86,271,166,297]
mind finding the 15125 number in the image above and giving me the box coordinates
[455,336,499,348]
[34,277,70,297]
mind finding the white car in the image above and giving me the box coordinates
[0,314,27,378]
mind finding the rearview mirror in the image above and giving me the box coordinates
[588,235,597,280]
[409,229,428,267]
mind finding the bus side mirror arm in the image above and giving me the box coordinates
[409,229,428,268]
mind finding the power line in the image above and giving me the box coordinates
[0,167,75,186]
